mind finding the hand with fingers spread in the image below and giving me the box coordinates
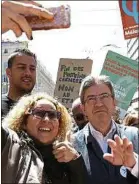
[53,132,80,163]
[103,135,137,168]
[2,1,54,40]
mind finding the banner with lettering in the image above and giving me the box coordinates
[100,50,138,111]
[119,0,139,40]
[54,58,93,109]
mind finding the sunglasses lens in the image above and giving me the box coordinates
[32,109,61,120]
[47,111,57,119]
[32,109,46,118]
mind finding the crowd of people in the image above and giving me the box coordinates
[1,1,139,184]
[1,53,139,183]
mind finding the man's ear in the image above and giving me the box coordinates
[112,98,117,113]
[6,68,12,78]
[114,98,117,107]
[80,104,86,115]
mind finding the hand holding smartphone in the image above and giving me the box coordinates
[25,5,71,31]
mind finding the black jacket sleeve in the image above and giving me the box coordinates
[1,125,9,151]
[67,155,89,184]
[136,179,139,184]
[127,169,138,184]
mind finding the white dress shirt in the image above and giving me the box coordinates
[88,121,138,178]
[88,120,116,153]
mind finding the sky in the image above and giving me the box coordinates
[2,1,128,82]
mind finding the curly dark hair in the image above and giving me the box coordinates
[3,93,72,142]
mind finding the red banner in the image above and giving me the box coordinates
[119,0,139,40]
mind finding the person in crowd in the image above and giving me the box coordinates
[72,75,138,184]
[2,1,54,40]
[123,111,139,128]
[71,97,88,133]
[2,93,87,184]
[112,106,121,124]
[2,48,37,118]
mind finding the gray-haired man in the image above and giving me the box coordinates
[72,75,138,184]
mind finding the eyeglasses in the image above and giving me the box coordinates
[84,93,113,105]
[74,113,85,121]
[29,109,61,120]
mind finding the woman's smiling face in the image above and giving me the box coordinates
[25,99,60,144]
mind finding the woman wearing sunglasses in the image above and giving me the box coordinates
[2,93,87,184]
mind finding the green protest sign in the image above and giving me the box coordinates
[100,50,138,110]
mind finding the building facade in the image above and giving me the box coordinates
[127,38,139,111]
[127,38,139,61]
[33,60,55,96]
[129,87,139,112]
[2,40,55,96]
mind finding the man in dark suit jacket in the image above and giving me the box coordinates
[72,75,138,184]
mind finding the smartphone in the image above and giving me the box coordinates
[25,5,71,31]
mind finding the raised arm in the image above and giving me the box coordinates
[2,1,53,39]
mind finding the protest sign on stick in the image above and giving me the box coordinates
[100,50,138,117]
[54,58,93,109]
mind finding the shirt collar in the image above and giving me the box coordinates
[84,120,117,144]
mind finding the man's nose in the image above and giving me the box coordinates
[94,97,103,106]
[24,68,31,76]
